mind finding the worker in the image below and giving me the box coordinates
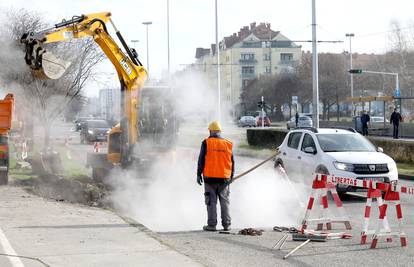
[390,108,403,139]
[361,110,370,136]
[197,121,234,232]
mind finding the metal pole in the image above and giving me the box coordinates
[346,33,355,116]
[312,0,319,128]
[131,40,139,50]
[167,0,171,78]
[261,96,264,128]
[215,0,221,122]
[142,22,152,76]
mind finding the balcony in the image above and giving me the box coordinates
[241,72,256,78]
[239,59,258,64]
[279,60,298,65]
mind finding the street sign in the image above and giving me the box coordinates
[394,88,401,97]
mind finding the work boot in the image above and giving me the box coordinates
[223,225,231,231]
[203,225,217,231]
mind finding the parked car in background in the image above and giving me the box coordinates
[238,116,256,127]
[74,117,90,131]
[286,116,313,130]
[80,120,111,144]
[274,128,398,196]
[256,116,271,127]
[370,116,389,123]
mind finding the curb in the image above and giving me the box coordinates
[399,174,414,181]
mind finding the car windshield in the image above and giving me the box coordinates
[316,133,376,152]
[87,120,109,128]
[299,117,310,121]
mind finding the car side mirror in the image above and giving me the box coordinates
[377,147,384,153]
[304,146,316,154]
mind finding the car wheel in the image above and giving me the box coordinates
[0,171,8,185]
[274,159,286,175]
[315,165,329,175]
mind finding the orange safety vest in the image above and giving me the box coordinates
[203,137,233,178]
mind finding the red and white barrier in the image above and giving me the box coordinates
[311,174,409,248]
[360,186,391,245]
[300,175,352,233]
[93,142,101,153]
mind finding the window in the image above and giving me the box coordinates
[265,66,271,74]
[280,53,293,61]
[287,132,302,149]
[242,66,255,74]
[263,53,271,61]
[301,134,316,152]
[242,79,251,88]
[240,53,255,61]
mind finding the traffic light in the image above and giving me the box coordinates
[349,69,363,74]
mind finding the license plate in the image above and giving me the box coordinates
[358,177,385,182]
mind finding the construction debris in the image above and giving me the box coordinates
[238,228,264,236]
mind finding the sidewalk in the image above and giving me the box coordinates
[0,186,200,267]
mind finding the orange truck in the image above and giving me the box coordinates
[0,94,14,185]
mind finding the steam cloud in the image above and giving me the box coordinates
[106,70,308,232]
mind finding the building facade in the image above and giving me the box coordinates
[99,88,121,122]
[194,22,302,116]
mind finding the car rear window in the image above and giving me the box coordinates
[287,132,302,149]
[88,120,109,128]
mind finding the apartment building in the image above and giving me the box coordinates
[99,88,120,122]
[194,22,302,116]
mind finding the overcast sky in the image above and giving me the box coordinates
[1,0,413,95]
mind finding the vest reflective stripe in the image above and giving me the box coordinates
[203,137,233,178]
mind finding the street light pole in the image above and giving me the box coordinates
[167,0,171,78]
[142,21,153,76]
[130,39,139,50]
[311,0,319,128]
[215,0,221,122]
[346,33,355,115]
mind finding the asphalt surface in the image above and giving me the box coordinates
[8,121,414,266]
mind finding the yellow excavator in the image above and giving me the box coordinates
[21,12,147,180]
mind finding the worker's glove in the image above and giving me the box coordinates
[197,175,203,186]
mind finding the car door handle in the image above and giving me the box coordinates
[297,156,301,160]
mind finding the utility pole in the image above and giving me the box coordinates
[142,21,152,76]
[215,0,221,122]
[130,40,139,50]
[167,0,171,79]
[346,33,355,115]
[261,96,265,128]
[311,0,319,128]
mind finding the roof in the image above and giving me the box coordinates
[224,22,279,48]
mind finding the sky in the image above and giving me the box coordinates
[1,0,413,96]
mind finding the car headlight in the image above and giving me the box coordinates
[333,161,354,172]
[88,130,93,134]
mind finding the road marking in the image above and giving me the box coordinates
[0,227,25,267]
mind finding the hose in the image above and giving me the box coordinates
[0,253,50,267]
[232,149,279,182]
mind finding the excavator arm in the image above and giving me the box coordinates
[21,12,147,166]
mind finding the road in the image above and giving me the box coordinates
[2,121,413,266]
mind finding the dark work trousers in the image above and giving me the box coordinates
[204,182,231,227]
[393,124,399,139]
[362,123,369,136]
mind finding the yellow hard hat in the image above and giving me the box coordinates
[208,121,222,131]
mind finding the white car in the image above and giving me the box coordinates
[275,128,398,195]
[286,116,313,130]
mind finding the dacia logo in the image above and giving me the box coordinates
[369,165,376,171]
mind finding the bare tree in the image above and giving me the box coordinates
[0,8,104,148]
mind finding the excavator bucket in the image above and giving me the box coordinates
[32,51,71,80]
[21,33,70,80]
